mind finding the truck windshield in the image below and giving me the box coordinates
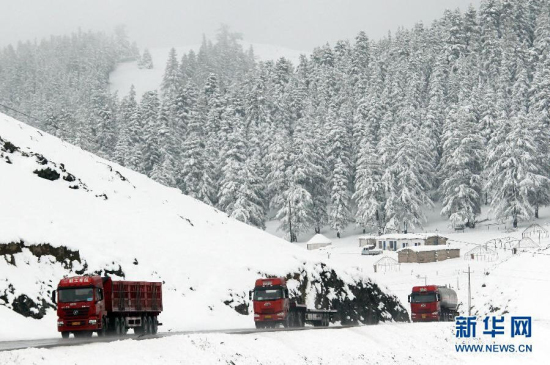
[58,287,94,303]
[410,293,436,303]
[254,288,283,301]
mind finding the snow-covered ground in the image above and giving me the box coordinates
[1,323,547,365]
[109,42,307,100]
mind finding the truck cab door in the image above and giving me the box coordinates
[95,287,106,315]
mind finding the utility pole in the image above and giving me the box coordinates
[417,275,427,285]
[462,265,472,316]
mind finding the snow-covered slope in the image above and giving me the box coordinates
[109,42,307,100]
[0,113,405,340]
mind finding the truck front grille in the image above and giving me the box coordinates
[62,307,90,318]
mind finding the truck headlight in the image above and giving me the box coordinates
[254,314,260,318]
[432,312,439,315]
[276,312,285,317]
[88,319,97,325]
[57,321,64,326]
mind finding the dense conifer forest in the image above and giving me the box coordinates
[2,1,550,239]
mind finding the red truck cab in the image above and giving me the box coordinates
[250,278,290,328]
[52,275,163,338]
[53,276,107,338]
[249,277,335,328]
[408,285,458,322]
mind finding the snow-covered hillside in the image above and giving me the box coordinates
[109,42,307,100]
[0,112,405,341]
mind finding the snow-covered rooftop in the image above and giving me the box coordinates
[358,235,378,239]
[397,245,458,253]
[377,233,425,240]
[307,234,332,245]
[376,233,447,240]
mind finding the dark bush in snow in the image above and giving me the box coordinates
[33,167,60,181]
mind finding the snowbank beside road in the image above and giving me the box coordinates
[1,323,547,365]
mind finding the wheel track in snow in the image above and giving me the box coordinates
[0,325,359,352]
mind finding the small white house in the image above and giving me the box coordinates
[358,235,377,247]
[307,234,332,250]
[375,233,425,251]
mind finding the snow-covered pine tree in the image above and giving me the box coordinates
[440,98,484,227]
[384,74,434,232]
[114,85,142,170]
[150,100,176,186]
[353,138,384,232]
[217,111,266,228]
[179,82,216,205]
[140,48,154,69]
[90,82,117,158]
[139,90,161,175]
[161,48,180,99]
[485,112,547,227]
[273,111,324,240]
[326,101,353,237]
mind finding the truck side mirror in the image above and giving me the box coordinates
[249,290,252,301]
[285,289,289,298]
[435,294,440,301]
[97,288,103,301]
[51,290,57,304]
[407,295,411,303]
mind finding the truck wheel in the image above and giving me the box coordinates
[283,315,290,328]
[114,317,122,336]
[255,322,263,329]
[61,331,70,339]
[147,317,153,334]
[297,313,304,327]
[143,316,150,334]
[107,318,117,336]
[151,316,158,334]
[97,318,107,337]
[120,317,127,335]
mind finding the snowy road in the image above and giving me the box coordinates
[2,322,547,365]
[0,325,357,352]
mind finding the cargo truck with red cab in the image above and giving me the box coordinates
[408,285,458,322]
[52,276,162,338]
[250,277,336,328]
